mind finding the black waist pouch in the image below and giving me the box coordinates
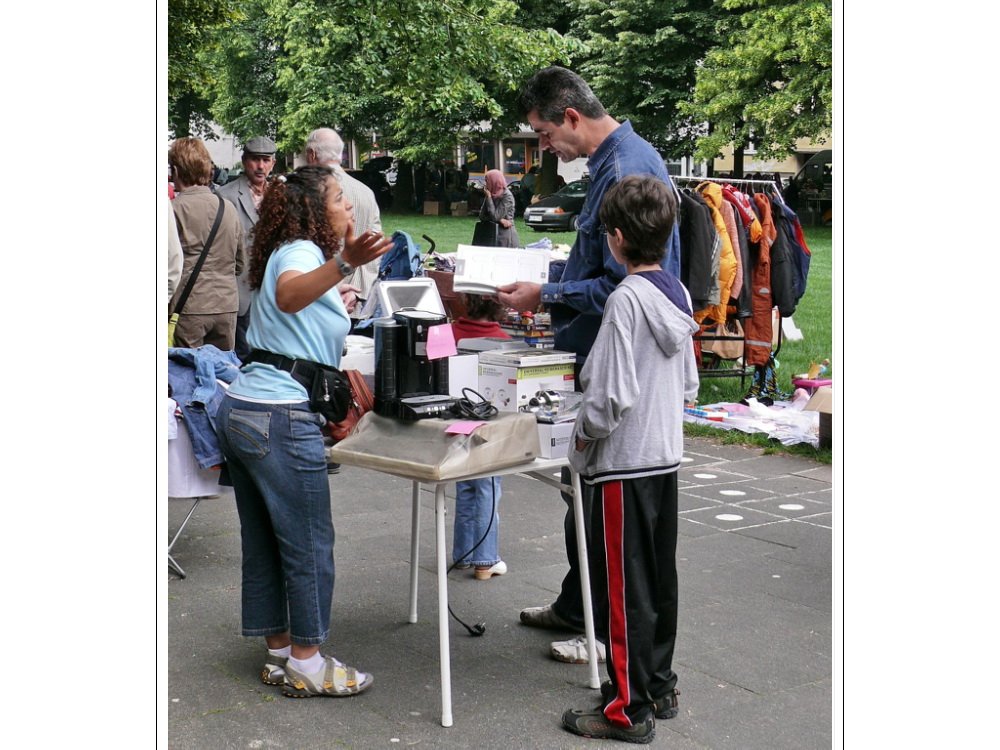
[306,365,351,423]
[244,349,351,423]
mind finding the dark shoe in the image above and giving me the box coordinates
[519,604,582,632]
[653,688,680,720]
[562,708,654,744]
[327,462,341,475]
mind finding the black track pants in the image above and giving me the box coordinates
[589,473,679,726]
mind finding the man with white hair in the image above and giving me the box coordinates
[305,128,383,324]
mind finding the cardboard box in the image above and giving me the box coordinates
[537,421,575,459]
[423,201,443,215]
[804,386,832,450]
[451,201,468,217]
[478,361,575,412]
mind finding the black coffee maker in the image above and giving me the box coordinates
[374,311,451,418]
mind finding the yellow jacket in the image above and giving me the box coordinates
[693,182,738,325]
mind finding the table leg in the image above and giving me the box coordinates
[571,471,601,689]
[435,484,454,727]
[409,481,421,624]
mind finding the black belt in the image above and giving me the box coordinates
[243,349,333,390]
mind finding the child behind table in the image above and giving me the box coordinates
[562,175,699,744]
[450,293,510,580]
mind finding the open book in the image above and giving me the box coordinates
[452,244,550,295]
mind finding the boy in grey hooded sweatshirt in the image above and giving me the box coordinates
[563,176,699,744]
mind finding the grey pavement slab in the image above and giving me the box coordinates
[167,436,832,749]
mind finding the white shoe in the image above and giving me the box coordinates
[551,634,606,664]
[474,561,508,580]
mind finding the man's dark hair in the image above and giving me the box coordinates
[599,175,677,265]
[517,66,607,125]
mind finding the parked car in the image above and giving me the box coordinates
[522,178,590,232]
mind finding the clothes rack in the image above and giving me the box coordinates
[676,176,782,389]
[673,175,783,192]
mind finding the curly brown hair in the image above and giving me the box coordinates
[461,293,508,323]
[248,166,343,290]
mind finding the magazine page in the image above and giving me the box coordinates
[452,244,550,294]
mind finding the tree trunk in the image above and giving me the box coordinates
[733,145,745,179]
[392,161,416,213]
[536,151,559,197]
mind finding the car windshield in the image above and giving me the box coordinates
[556,180,589,197]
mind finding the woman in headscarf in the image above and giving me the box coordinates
[479,168,520,247]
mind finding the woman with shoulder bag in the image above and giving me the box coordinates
[215,165,392,699]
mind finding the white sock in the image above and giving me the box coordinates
[288,652,325,674]
[268,646,291,659]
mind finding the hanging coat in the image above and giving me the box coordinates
[678,190,719,311]
[719,199,743,299]
[768,198,800,318]
[743,194,777,367]
[694,182,738,326]
[770,197,812,305]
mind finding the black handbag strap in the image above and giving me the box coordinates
[172,195,226,317]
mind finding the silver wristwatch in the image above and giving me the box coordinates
[332,253,354,276]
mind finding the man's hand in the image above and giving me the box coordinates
[500,218,512,229]
[337,283,361,313]
[496,281,542,313]
[574,437,588,453]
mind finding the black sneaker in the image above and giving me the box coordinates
[653,688,680,720]
[327,462,341,475]
[562,708,655,744]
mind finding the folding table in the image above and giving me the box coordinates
[334,451,601,727]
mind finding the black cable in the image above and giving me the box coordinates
[450,387,499,421]
[447,465,498,637]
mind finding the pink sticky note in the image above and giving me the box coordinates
[426,323,458,360]
[445,421,487,435]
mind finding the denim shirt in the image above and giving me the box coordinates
[539,121,681,359]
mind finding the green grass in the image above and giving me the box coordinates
[380,212,832,462]
[380,212,562,255]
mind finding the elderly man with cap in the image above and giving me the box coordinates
[304,128,383,328]
[218,135,278,360]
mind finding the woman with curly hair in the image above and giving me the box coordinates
[215,165,392,698]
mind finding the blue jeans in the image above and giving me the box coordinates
[452,477,502,567]
[216,395,335,646]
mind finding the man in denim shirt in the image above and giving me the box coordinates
[497,67,683,680]
[498,66,680,360]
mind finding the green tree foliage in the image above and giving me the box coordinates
[568,0,720,158]
[168,0,239,138]
[201,0,286,144]
[200,0,570,165]
[683,0,832,162]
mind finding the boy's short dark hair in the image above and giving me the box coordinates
[598,175,677,265]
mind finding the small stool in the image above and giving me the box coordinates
[792,378,832,396]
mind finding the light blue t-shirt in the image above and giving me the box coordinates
[228,239,350,402]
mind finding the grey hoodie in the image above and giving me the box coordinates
[569,273,699,484]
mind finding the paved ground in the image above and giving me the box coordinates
[167,436,832,749]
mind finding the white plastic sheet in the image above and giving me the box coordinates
[684,398,820,448]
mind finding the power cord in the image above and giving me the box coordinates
[450,387,499,421]
[447,458,498,637]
